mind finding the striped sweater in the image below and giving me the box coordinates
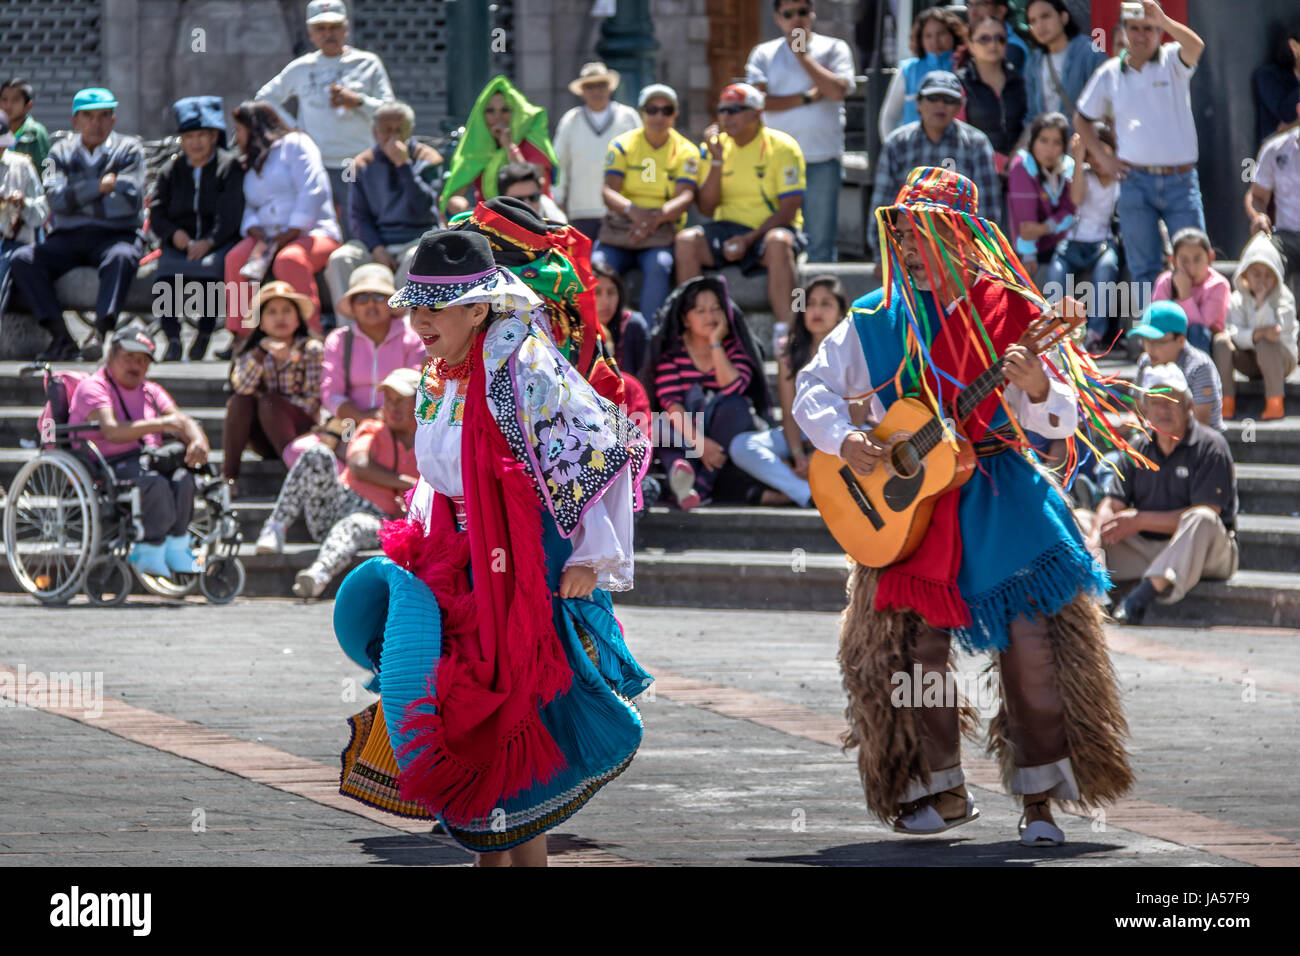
[653,337,755,410]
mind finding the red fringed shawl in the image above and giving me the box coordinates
[379,333,573,825]
[874,278,1041,628]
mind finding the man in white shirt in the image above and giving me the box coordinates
[1245,103,1300,284]
[1073,0,1206,303]
[551,62,640,240]
[747,0,856,263]
[256,0,394,240]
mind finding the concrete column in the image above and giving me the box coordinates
[103,0,142,133]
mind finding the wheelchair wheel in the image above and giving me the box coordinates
[199,556,245,605]
[3,451,100,604]
[134,494,212,599]
[84,554,133,607]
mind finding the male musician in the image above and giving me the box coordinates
[792,167,1132,846]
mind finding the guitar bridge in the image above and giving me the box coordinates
[838,465,884,530]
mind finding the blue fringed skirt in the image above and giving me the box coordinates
[334,513,651,854]
[952,448,1110,652]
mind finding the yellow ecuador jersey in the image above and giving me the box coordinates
[693,126,806,231]
[604,127,700,228]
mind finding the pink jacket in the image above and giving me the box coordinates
[320,318,425,417]
[1152,269,1231,334]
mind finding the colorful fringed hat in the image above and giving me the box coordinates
[870,165,1159,489]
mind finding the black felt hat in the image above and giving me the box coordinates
[389,228,534,310]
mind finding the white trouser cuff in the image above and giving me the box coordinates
[901,765,965,803]
[1010,756,1080,800]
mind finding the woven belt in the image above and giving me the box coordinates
[972,426,1019,458]
[1127,162,1195,175]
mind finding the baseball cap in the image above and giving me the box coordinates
[1127,300,1189,339]
[917,71,964,101]
[637,83,679,109]
[72,88,118,114]
[110,325,157,356]
[1140,362,1192,400]
[718,83,765,111]
[306,0,347,24]
[378,367,421,398]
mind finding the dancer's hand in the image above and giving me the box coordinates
[559,564,597,599]
[840,430,883,476]
[1003,344,1050,403]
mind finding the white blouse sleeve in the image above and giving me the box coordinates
[563,467,635,592]
[1004,355,1079,439]
[792,318,886,457]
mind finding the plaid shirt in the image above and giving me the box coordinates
[230,337,325,418]
[868,120,1001,255]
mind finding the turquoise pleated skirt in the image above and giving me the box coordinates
[333,513,651,853]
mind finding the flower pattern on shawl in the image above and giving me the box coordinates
[484,314,646,536]
[536,415,585,483]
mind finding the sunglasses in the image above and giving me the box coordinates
[920,94,961,104]
[350,292,389,304]
[717,105,750,115]
[642,104,676,116]
[973,34,1007,45]
[780,6,811,17]
[515,191,542,203]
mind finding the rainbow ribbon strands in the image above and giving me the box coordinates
[870,192,1157,489]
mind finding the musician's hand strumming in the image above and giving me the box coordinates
[1002,344,1050,403]
[841,430,885,476]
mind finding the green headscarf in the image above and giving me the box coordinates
[439,76,560,215]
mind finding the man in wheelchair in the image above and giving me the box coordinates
[66,324,211,577]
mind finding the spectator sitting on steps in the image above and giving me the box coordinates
[869,70,1000,261]
[66,324,211,579]
[675,83,806,351]
[8,87,146,363]
[1077,363,1238,626]
[591,83,697,327]
[1128,300,1224,430]
[323,100,443,310]
[1212,232,1297,422]
[0,114,48,301]
[255,367,419,600]
[0,77,50,169]
[148,96,245,362]
[222,281,325,496]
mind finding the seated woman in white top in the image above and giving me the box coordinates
[222,100,341,344]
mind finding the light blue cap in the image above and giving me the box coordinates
[73,88,118,113]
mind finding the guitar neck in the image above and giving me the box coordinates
[910,360,1007,458]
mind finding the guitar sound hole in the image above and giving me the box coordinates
[891,443,921,478]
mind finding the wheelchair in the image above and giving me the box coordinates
[2,364,246,606]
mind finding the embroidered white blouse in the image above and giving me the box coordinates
[793,310,1079,458]
[406,376,636,591]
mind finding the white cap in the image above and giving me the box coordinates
[1140,362,1192,401]
[306,0,347,24]
[637,84,679,109]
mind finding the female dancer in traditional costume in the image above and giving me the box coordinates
[333,228,650,866]
[794,167,1143,846]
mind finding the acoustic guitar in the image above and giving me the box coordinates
[809,306,1083,568]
